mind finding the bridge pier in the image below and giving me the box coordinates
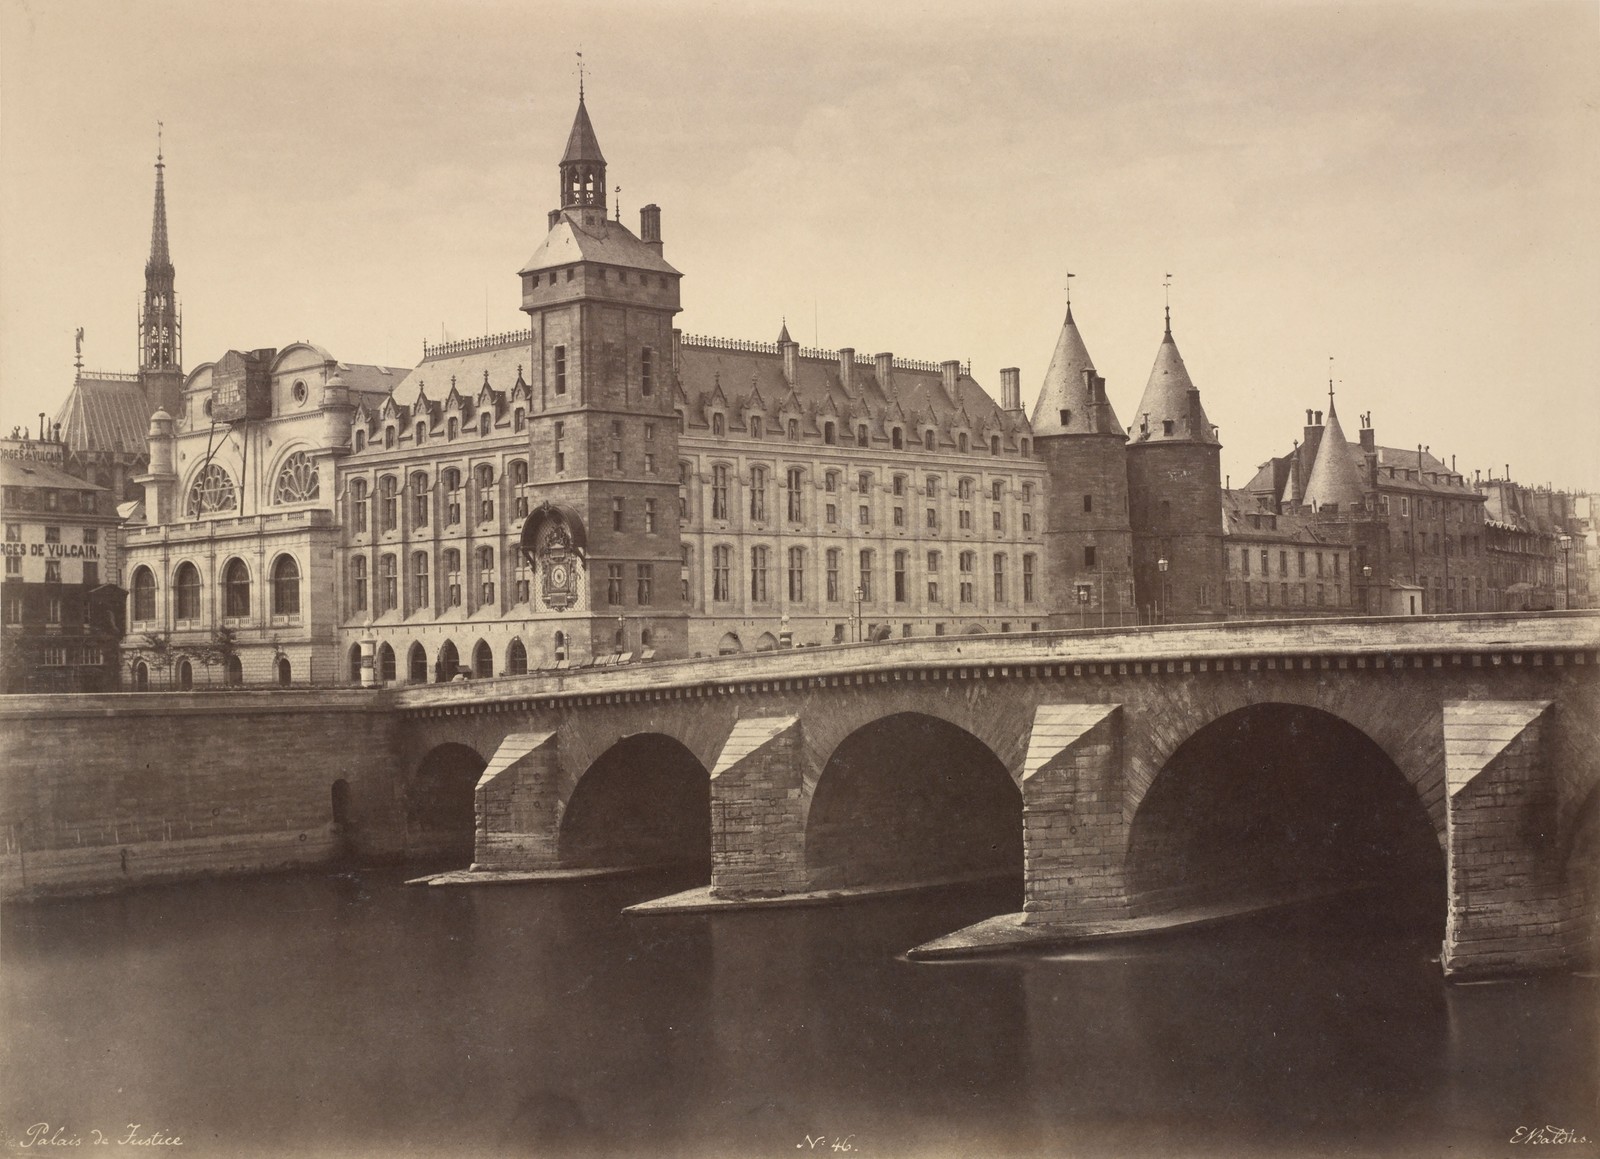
[1021,704,1130,925]
[1441,701,1569,978]
[707,715,812,898]
[472,731,565,872]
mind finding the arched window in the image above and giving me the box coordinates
[131,566,157,622]
[447,417,459,440]
[553,630,567,661]
[174,562,201,621]
[379,476,398,531]
[412,552,430,608]
[271,555,300,616]
[354,429,366,452]
[891,427,904,450]
[750,466,768,522]
[224,654,243,685]
[277,656,292,686]
[824,421,836,445]
[416,424,427,445]
[510,460,528,486]
[479,412,491,436]
[272,452,320,504]
[476,464,495,522]
[787,418,799,441]
[958,433,969,452]
[436,640,459,682]
[350,478,369,532]
[411,472,430,527]
[749,415,763,439]
[176,659,193,690]
[990,435,1001,455]
[507,639,528,675]
[711,412,725,436]
[348,644,363,683]
[351,555,368,612]
[223,558,251,618]
[408,642,428,684]
[924,430,936,451]
[384,426,396,449]
[132,660,149,690]
[473,640,493,678]
[477,546,495,604]
[186,464,237,517]
[378,643,396,683]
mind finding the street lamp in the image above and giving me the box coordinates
[616,613,626,654]
[1156,557,1169,624]
[1362,565,1373,617]
[1559,533,1573,609]
[1077,584,1090,629]
[853,585,864,643]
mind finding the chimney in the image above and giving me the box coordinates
[941,360,961,401]
[999,367,1021,413]
[640,204,662,252]
[838,347,856,396]
[1302,410,1325,467]
[548,208,561,230]
[1315,410,1323,425]
[875,352,894,398]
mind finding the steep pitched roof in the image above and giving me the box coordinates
[519,215,680,276]
[390,334,530,408]
[54,375,153,456]
[1029,305,1123,437]
[1302,401,1366,510]
[1128,324,1218,445]
[0,456,109,492]
[561,96,606,165]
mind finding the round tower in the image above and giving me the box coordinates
[319,369,353,449]
[1124,312,1225,623]
[1029,301,1135,627]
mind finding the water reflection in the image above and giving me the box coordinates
[2,870,1593,1159]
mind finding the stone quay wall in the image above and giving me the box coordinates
[0,690,402,899]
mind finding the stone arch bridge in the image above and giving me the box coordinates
[395,612,1600,979]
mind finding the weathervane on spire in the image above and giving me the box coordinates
[1163,273,1173,333]
[1328,356,1337,410]
[1065,271,1074,307]
[74,327,84,376]
[157,120,163,164]
[576,51,585,100]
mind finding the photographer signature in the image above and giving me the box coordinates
[1510,1126,1590,1145]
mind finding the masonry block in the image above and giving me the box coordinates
[472,731,563,872]
[1441,700,1565,978]
[1020,703,1128,925]
[708,715,811,898]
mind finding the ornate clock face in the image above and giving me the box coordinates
[549,562,570,589]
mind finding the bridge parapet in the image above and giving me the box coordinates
[393,612,1600,717]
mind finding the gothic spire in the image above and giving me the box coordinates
[559,91,607,214]
[147,127,172,276]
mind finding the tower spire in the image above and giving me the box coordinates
[1163,273,1172,337]
[147,124,171,275]
[558,83,607,216]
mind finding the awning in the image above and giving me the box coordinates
[519,502,587,563]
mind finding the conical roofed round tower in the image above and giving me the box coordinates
[1029,302,1135,625]
[1124,310,1224,622]
[1301,393,1366,513]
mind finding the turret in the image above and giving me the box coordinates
[320,369,354,449]
[138,407,177,523]
[1124,308,1224,622]
[1029,298,1134,626]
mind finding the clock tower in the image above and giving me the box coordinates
[517,92,688,661]
[138,138,183,418]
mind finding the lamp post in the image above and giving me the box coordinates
[616,613,626,654]
[1078,584,1089,629]
[853,586,864,643]
[1362,565,1373,617]
[780,611,791,649]
[1559,533,1573,609]
[1156,557,1169,624]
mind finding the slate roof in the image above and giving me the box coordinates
[561,96,605,165]
[1127,326,1218,445]
[55,374,153,456]
[389,335,529,408]
[519,215,679,277]
[1221,488,1342,545]
[0,455,108,492]
[1301,403,1366,510]
[1029,306,1123,437]
[677,344,1027,445]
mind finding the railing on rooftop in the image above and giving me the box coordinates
[683,335,968,376]
[421,330,529,360]
[76,370,141,383]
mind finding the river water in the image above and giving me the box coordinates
[3,866,1595,1159]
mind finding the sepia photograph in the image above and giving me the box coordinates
[1,1,1597,1156]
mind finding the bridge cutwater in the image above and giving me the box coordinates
[3,611,1597,980]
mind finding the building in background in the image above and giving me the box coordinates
[1220,489,1353,617]
[1243,394,1491,615]
[0,446,123,693]
[1476,476,1590,611]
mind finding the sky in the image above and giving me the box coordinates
[2,0,1596,491]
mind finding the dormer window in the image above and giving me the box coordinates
[448,418,459,440]
[749,416,762,439]
[479,413,491,436]
[354,430,366,452]
[824,421,836,445]
[1060,409,1071,426]
[958,433,969,452]
[990,435,1000,455]
[712,412,725,436]
[891,428,904,450]
[415,425,426,445]
[857,424,868,446]
[1162,419,1175,436]
[384,426,396,449]
[787,419,799,441]
[923,430,935,451]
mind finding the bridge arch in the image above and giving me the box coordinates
[558,733,711,871]
[405,741,486,866]
[1124,701,1445,927]
[805,711,1022,892]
